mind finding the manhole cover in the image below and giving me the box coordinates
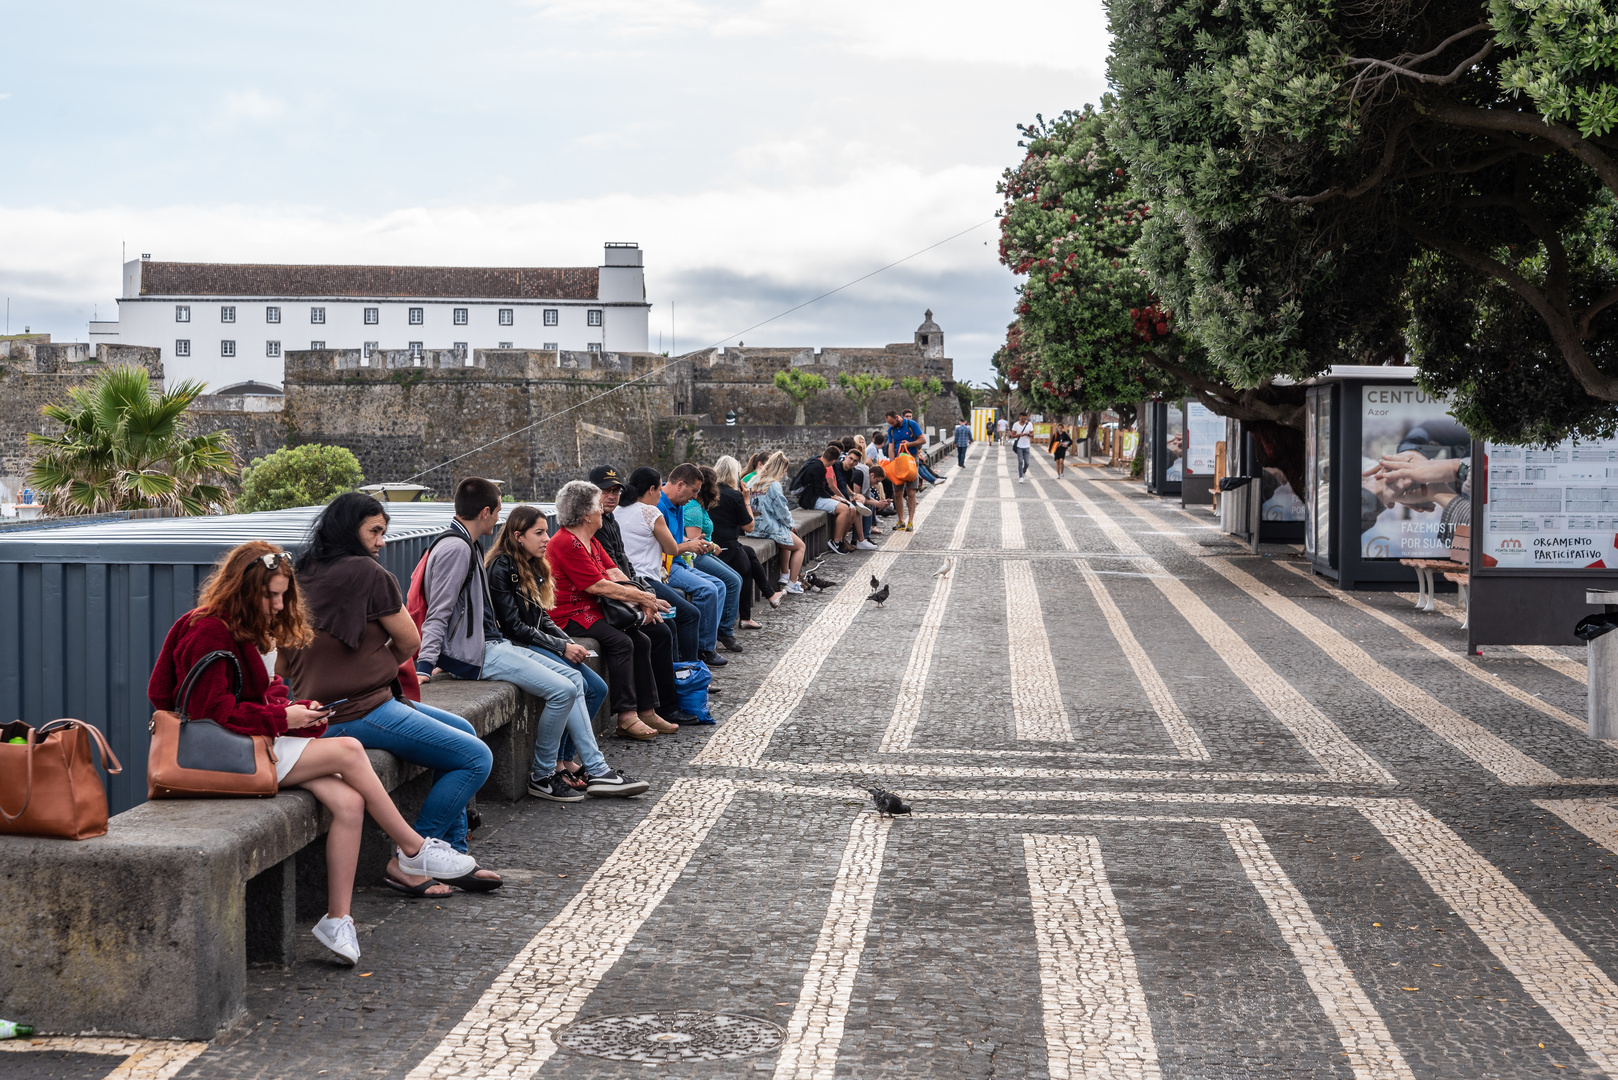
[557,1011,783,1062]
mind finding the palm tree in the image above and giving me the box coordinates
[26,365,238,516]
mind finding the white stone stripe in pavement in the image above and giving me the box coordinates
[1037,468,1392,784]
[772,812,893,1080]
[1360,799,1618,1076]
[404,778,738,1080]
[1044,499,1210,760]
[1023,833,1162,1080]
[1078,474,1567,786]
[1514,645,1589,685]
[1278,561,1588,735]
[1006,559,1074,741]
[1535,798,1618,851]
[0,1040,207,1080]
[1220,821,1415,1080]
[1002,495,1025,548]
[693,460,952,767]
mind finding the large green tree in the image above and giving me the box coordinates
[1106,0,1618,443]
[237,443,365,514]
[26,365,237,516]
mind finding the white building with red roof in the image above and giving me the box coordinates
[90,242,650,389]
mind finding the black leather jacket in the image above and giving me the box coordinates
[487,553,572,657]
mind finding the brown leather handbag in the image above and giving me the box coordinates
[148,649,279,799]
[0,718,123,840]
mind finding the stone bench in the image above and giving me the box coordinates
[0,678,542,1041]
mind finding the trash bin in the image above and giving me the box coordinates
[1583,590,1618,739]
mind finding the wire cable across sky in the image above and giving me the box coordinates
[402,215,998,483]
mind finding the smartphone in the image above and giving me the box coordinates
[319,698,349,713]
[585,650,600,657]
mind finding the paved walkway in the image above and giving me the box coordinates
[7,446,1612,1080]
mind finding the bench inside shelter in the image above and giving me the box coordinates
[1399,523,1471,626]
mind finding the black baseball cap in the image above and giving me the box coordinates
[588,464,623,490]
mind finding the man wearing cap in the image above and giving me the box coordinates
[588,465,698,724]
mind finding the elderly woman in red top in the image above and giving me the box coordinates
[545,479,671,739]
[148,541,477,967]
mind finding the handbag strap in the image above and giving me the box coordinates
[175,649,244,722]
[0,720,123,823]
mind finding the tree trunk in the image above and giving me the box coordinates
[794,402,806,426]
[1084,411,1102,456]
[860,404,870,427]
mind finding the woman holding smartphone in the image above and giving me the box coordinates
[281,493,501,898]
[149,541,477,966]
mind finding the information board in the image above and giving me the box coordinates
[1184,401,1221,476]
[1358,385,1467,558]
[1482,439,1618,569]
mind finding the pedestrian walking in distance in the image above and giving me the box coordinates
[953,417,973,468]
[1011,411,1035,482]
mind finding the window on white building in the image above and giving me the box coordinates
[453,308,468,325]
[364,307,379,325]
[587,342,603,353]
[311,307,326,324]
[409,341,423,359]
[453,341,467,351]
[220,306,236,323]
[266,340,281,358]
[266,306,281,324]
[498,308,513,326]
[175,305,190,323]
[543,342,558,350]
[409,307,424,325]
[363,341,377,358]
[311,340,325,349]
[498,341,513,348]
[175,339,191,356]
[587,309,603,327]
[543,309,558,326]
[221,340,236,357]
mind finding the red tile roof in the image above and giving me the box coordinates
[138,262,599,300]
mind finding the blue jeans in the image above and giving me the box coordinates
[693,552,742,638]
[480,639,607,779]
[322,697,490,853]
[956,444,968,467]
[667,562,723,652]
[532,647,607,766]
[1016,446,1031,477]
[918,460,940,483]
[649,579,700,662]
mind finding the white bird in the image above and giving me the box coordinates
[934,556,955,579]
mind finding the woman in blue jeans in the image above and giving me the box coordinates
[684,466,746,653]
[281,493,501,899]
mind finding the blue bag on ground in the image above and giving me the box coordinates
[672,661,715,724]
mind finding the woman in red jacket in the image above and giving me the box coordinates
[149,541,477,966]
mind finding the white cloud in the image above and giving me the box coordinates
[215,90,286,125]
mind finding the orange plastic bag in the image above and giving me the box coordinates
[886,452,918,484]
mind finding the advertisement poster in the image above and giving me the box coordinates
[1358,385,1469,558]
[1184,401,1221,477]
[1481,439,1618,568]
[1164,403,1184,482]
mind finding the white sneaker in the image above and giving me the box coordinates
[312,914,360,966]
[855,540,879,550]
[1019,476,1027,483]
[785,581,805,594]
[396,836,477,878]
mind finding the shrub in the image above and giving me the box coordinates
[237,444,365,514]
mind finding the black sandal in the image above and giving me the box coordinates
[383,873,453,899]
[437,869,504,893]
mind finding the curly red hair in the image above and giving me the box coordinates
[191,540,314,652]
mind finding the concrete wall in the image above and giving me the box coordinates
[0,341,164,477]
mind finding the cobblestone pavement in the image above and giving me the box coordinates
[9,446,1616,1080]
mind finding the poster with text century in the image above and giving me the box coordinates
[1482,439,1618,569]
[1360,386,1469,559]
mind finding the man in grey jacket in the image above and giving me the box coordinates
[415,477,648,802]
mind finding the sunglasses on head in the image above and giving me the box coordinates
[258,551,294,570]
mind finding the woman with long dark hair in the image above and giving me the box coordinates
[149,541,477,965]
[486,505,646,795]
[280,492,501,897]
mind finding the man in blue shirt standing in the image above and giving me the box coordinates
[952,416,973,468]
[884,410,923,531]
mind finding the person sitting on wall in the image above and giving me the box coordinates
[683,466,747,654]
[614,466,728,668]
[833,446,880,550]
[485,504,646,795]
[748,451,808,593]
[741,451,769,486]
[413,477,649,801]
[150,540,478,964]
[282,492,500,897]
[589,465,694,721]
[794,444,860,554]
[658,463,734,666]
[711,454,785,626]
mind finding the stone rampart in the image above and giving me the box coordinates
[0,341,165,477]
[682,344,960,427]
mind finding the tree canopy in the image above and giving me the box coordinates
[237,443,365,514]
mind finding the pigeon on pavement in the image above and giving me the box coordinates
[866,787,912,817]
[867,582,890,608]
[934,557,954,579]
[804,570,838,591]
[870,574,881,591]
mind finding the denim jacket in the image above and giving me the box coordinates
[749,481,794,546]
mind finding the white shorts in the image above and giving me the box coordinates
[273,734,312,782]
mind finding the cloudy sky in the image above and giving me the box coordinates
[0,1,1109,385]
